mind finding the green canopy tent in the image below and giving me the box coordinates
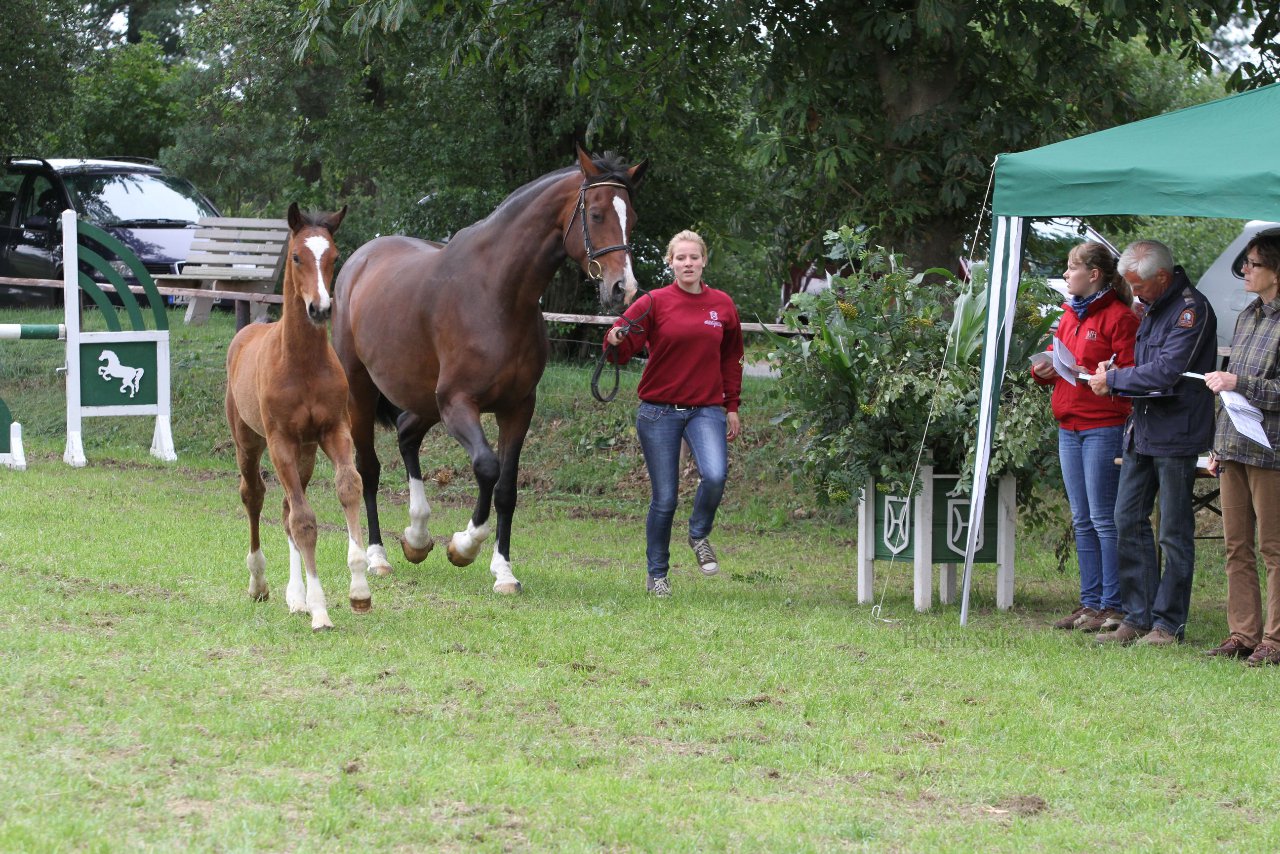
[962,82,1280,623]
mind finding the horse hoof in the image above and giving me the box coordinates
[350,597,372,613]
[372,563,394,577]
[494,581,523,595]
[446,543,476,567]
[401,538,433,564]
[312,623,335,632]
[249,590,269,602]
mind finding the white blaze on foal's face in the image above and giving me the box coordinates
[303,234,332,312]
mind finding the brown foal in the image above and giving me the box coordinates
[225,203,369,630]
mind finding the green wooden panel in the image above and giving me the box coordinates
[79,341,158,407]
[0,399,10,454]
[871,477,999,563]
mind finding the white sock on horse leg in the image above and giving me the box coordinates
[247,549,268,599]
[286,537,306,612]
[403,477,432,549]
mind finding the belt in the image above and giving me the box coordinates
[643,401,696,411]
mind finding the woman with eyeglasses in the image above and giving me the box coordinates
[1204,234,1280,666]
[1033,242,1140,632]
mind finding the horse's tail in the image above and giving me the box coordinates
[374,392,402,430]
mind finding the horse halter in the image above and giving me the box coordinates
[563,180,634,280]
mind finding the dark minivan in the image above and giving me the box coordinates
[0,156,219,306]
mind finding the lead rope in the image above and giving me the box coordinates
[870,161,997,622]
[591,288,652,403]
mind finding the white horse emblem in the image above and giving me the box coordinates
[98,350,144,398]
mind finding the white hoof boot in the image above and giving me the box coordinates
[401,528,434,563]
[367,544,393,577]
[447,520,491,567]
[246,550,269,601]
[349,538,372,612]
[491,553,522,595]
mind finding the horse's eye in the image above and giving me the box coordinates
[590,212,604,223]
[292,254,300,263]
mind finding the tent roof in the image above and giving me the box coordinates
[993,83,1280,221]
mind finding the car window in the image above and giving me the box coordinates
[18,174,57,224]
[0,170,22,226]
[62,172,217,226]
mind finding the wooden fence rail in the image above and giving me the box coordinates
[0,277,795,335]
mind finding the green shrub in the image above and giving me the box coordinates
[769,227,1060,507]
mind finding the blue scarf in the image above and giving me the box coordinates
[1068,286,1112,321]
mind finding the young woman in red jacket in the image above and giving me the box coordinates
[605,230,744,597]
[1033,241,1139,632]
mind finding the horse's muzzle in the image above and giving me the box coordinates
[308,303,332,324]
[600,278,634,310]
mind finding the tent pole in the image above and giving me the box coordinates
[960,214,1024,625]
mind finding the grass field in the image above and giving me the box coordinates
[0,307,1275,851]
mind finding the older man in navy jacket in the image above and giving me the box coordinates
[1089,240,1217,646]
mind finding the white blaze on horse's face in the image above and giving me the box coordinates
[612,194,639,305]
[302,234,332,316]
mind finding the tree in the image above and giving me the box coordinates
[294,0,1264,276]
[71,36,182,157]
[0,0,88,151]
[84,0,192,57]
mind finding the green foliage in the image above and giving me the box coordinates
[69,35,182,157]
[0,0,87,151]
[770,227,1059,507]
[1107,215,1249,282]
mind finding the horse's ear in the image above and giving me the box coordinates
[287,202,303,232]
[576,144,600,178]
[322,205,348,235]
[627,159,649,187]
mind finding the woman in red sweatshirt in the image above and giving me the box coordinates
[605,230,744,597]
[1034,241,1139,632]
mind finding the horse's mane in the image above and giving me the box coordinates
[496,152,639,213]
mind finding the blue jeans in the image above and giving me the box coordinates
[1059,426,1124,611]
[1114,450,1199,637]
[635,403,728,578]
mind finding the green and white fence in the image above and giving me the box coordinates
[0,210,175,469]
[0,323,65,470]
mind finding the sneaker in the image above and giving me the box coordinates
[688,536,719,576]
[1076,608,1123,633]
[646,575,672,597]
[1053,605,1090,630]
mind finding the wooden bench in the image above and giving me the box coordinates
[152,217,289,327]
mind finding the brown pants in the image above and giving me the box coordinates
[1221,460,1280,646]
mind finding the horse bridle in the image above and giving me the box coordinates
[563,179,634,280]
[563,177,646,402]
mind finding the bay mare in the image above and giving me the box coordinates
[225,204,370,631]
[333,148,647,592]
